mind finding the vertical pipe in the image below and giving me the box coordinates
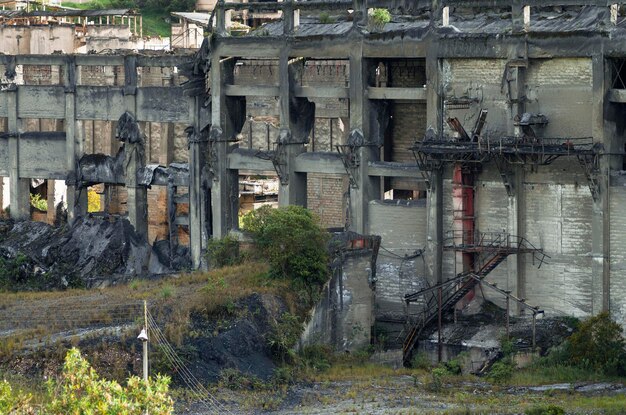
[438,286,443,362]
[505,295,510,339]
[533,311,537,352]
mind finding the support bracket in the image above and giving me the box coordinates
[577,153,601,202]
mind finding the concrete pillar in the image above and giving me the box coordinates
[210,53,239,240]
[426,46,443,284]
[347,51,379,234]
[277,51,307,207]
[7,89,29,220]
[428,168,444,285]
[591,54,611,313]
[125,140,148,239]
[508,167,525,314]
[65,58,87,223]
[189,99,210,269]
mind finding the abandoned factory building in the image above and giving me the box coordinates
[2,0,626,356]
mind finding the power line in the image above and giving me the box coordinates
[147,310,233,415]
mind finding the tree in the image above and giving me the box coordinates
[242,206,329,305]
[567,312,626,375]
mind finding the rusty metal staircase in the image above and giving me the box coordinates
[401,231,547,365]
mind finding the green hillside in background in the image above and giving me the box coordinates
[62,0,196,37]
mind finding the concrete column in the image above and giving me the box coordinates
[347,51,379,234]
[210,54,239,240]
[277,51,307,207]
[508,167,525,314]
[426,46,443,285]
[65,58,86,223]
[7,89,29,220]
[189,97,210,269]
[591,54,610,314]
[125,140,148,239]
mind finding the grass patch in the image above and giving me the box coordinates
[510,364,617,386]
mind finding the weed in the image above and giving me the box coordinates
[525,404,565,415]
[205,235,241,269]
[411,352,432,370]
[159,284,174,299]
[318,12,334,24]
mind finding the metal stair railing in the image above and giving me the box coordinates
[402,232,548,364]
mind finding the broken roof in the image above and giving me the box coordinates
[171,12,211,27]
[0,8,138,18]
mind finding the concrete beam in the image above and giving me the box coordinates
[224,84,279,97]
[367,87,427,101]
[294,86,350,99]
[608,88,626,103]
[227,148,275,171]
[367,161,424,179]
[295,152,345,175]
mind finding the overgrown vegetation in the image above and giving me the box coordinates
[369,8,391,30]
[241,205,329,312]
[1,348,174,414]
[62,0,195,37]
[30,194,47,212]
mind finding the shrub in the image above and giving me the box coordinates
[525,404,565,415]
[411,352,432,370]
[487,359,514,384]
[300,344,332,372]
[30,193,47,211]
[242,206,329,308]
[369,8,391,29]
[0,380,34,414]
[567,312,626,375]
[318,12,334,24]
[267,312,303,363]
[46,348,174,414]
[205,235,241,269]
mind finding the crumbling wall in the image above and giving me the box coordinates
[442,59,509,137]
[301,249,375,352]
[369,200,427,323]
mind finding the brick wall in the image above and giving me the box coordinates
[307,173,348,228]
[22,65,62,85]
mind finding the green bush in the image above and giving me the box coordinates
[30,193,47,211]
[299,344,332,372]
[567,312,626,375]
[205,235,241,269]
[0,380,33,414]
[525,404,565,415]
[411,352,432,370]
[487,359,514,384]
[370,8,391,26]
[242,206,329,307]
[318,12,334,24]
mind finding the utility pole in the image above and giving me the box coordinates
[138,300,149,382]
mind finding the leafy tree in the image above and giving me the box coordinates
[567,312,626,375]
[242,206,329,305]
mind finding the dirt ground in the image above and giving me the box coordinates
[177,376,626,415]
